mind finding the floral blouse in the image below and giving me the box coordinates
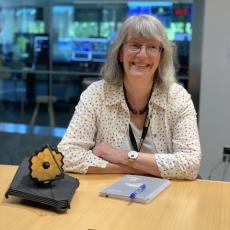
[58,80,201,180]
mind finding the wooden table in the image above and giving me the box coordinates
[1,164,230,230]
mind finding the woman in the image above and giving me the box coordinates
[58,14,201,180]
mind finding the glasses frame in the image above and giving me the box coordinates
[125,41,163,56]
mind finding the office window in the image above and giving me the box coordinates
[0,1,193,128]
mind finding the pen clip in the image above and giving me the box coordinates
[129,184,146,199]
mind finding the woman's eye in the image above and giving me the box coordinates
[150,45,157,49]
[132,43,139,49]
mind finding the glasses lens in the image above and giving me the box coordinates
[126,41,161,56]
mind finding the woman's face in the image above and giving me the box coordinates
[120,33,161,83]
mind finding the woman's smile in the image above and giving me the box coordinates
[132,62,150,68]
[128,59,155,78]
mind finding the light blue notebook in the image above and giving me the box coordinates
[100,175,170,203]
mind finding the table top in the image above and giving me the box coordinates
[1,164,230,230]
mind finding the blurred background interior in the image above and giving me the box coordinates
[0,0,192,125]
[1,0,230,181]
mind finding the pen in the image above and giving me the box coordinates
[129,183,146,199]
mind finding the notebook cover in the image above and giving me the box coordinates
[100,174,170,203]
[5,158,79,212]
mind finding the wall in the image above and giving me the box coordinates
[198,0,230,180]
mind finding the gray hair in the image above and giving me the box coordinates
[100,14,176,88]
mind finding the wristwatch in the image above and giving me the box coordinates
[127,151,138,166]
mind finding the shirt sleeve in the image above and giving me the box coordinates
[57,82,108,174]
[154,84,202,180]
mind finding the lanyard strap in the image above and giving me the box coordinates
[129,116,150,152]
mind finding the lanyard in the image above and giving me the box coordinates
[129,116,150,152]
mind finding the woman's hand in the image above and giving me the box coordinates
[92,140,127,164]
[92,140,160,176]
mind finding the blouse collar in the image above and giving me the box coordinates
[103,80,168,110]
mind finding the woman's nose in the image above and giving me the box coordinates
[137,45,148,56]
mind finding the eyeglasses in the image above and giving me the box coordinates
[125,41,162,56]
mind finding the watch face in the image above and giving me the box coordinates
[128,151,138,160]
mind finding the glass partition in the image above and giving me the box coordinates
[0,0,193,128]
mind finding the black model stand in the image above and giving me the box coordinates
[5,158,79,212]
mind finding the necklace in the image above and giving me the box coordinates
[123,86,152,115]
